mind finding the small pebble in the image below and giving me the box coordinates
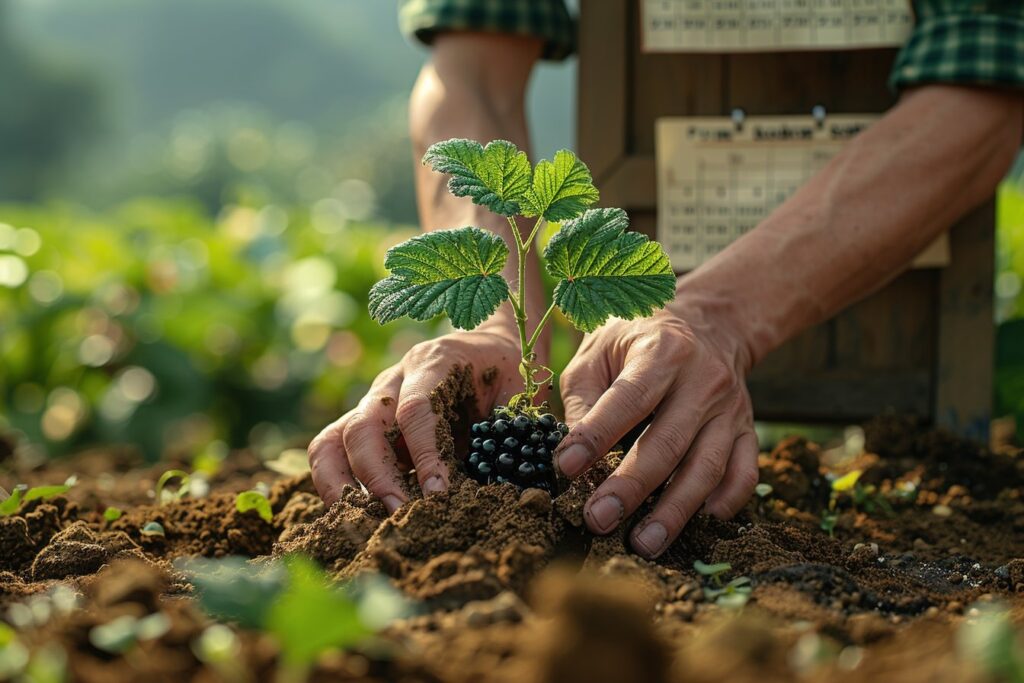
[932,504,953,517]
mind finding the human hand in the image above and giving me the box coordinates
[308,320,532,511]
[554,307,758,559]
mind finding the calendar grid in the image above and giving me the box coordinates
[643,0,913,52]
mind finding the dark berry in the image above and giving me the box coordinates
[462,406,562,492]
[557,422,568,434]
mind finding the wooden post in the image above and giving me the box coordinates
[576,0,994,435]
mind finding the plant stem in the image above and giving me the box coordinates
[504,216,553,412]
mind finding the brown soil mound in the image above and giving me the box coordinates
[2,409,1024,683]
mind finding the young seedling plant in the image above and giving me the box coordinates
[369,139,675,491]
[820,469,896,537]
[694,560,752,609]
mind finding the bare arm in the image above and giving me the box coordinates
[557,84,1022,559]
[678,85,1023,369]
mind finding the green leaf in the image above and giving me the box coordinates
[140,521,166,537]
[544,208,675,333]
[267,556,372,668]
[369,227,510,330]
[521,149,599,221]
[236,491,273,523]
[103,507,123,522]
[0,487,24,517]
[180,557,286,629]
[422,139,531,216]
[693,560,731,576]
[24,484,70,502]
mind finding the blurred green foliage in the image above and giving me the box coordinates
[0,199,446,460]
[996,182,1024,438]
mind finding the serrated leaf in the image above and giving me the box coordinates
[521,149,599,221]
[544,208,675,333]
[423,138,531,216]
[368,227,510,330]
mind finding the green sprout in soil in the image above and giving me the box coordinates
[103,507,123,522]
[181,555,411,682]
[154,469,190,505]
[693,560,752,608]
[235,490,273,523]
[140,521,166,537]
[820,469,897,536]
[369,139,675,489]
[0,477,76,517]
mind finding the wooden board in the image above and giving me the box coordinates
[577,0,994,433]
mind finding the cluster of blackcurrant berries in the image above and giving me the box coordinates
[465,408,569,492]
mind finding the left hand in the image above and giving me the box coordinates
[553,307,759,559]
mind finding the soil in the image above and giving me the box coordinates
[3,385,1024,682]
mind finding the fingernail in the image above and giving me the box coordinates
[556,444,589,478]
[586,495,623,533]
[422,476,446,496]
[632,521,668,558]
[382,495,404,514]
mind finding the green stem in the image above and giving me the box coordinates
[525,302,556,353]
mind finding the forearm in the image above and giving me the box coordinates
[674,85,1023,370]
[409,34,548,343]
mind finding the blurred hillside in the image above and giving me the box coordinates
[2,0,575,223]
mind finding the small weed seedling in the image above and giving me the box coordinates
[182,555,411,682]
[0,476,76,517]
[154,469,190,505]
[369,139,675,490]
[103,507,123,522]
[694,560,752,608]
[821,469,896,536]
[235,490,273,523]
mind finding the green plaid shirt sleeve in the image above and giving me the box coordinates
[890,0,1024,91]
[398,0,575,61]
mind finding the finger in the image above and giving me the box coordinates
[704,431,760,519]
[556,358,675,479]
[628,415,736,559]
[394,363,451,496]
[581,390,706,534]
[308,415,359,507]
[344,371,408,513]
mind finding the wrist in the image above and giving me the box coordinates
[668,282,762,376]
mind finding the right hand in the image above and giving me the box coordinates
[308,321,529,511]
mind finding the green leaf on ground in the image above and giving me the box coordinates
[369,227,510,330]
[0,487,24,517]
[544,208,675,332]
[182,557,286,630]
[236,490,273,523]
[267,556,373,669]
[521,149,599,222]
[693,560,731,577]
[24,484,71,502]
[103,507,123,522]
[423,138,531,216]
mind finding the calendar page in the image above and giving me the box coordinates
[643,0,913,52]
[656,115,949,271]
